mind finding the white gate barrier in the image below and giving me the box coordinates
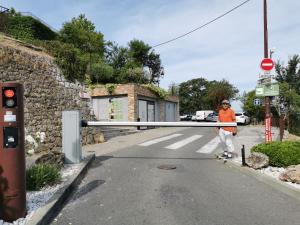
[62,111,237,163]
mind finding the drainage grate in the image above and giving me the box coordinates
[157,164,176,170]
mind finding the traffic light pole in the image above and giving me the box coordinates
[0,82,26,222]
[264,0,272,142]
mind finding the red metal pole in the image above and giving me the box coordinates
[264,0,272,142]
[0,82,26,222]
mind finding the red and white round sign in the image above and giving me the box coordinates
[261,58,274,71]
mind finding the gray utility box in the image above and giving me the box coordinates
[62,111,82,163]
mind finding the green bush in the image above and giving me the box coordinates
[26,164,61,191]
[7,14,57,41]
[33,40,88,82]
[251,141,300,167]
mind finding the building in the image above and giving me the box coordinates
[90,84,179,122]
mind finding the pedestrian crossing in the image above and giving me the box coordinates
[139,133,183,146]
[165,135,203,150]
[138,133,221,154]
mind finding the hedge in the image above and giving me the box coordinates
[251,141,300,167]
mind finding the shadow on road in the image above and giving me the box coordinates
[70,179,105,202]
[90,156,113,169]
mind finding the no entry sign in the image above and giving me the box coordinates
[261,58,274,71]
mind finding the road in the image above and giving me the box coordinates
[51,127,300,225]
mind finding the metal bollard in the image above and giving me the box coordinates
[241,145,247,166]
[137,118,140,130]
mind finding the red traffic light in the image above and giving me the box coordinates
[4,89,15,98]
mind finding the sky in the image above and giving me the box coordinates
[2,0,300,96]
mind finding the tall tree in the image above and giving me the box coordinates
[128,39,163,84]
[206,79,238,110]
[178,78,210,114]
[275,55,300,134]
[60,14,104,58]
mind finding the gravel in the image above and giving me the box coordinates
[233,157,300,190]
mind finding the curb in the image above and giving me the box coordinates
[26,154,95,225]
[224,159,300,201]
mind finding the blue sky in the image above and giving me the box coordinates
[2,0,300,95]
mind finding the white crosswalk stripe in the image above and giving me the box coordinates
[196,136,220,154]
[165,135,203,150]
[139,133,183,146]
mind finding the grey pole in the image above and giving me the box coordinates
[62,111,82,163]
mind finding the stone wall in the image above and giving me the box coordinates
[0,36,104,155]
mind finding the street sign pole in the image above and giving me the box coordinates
[264,0,272,143]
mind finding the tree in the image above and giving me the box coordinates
[206,79,238,110]
[128,39,163,84]
[178,78,210,114]
[242,90,264,122]
[168,82,179,96]
[275,55,300,135]
[60,14,104,59]
[276,55,300,94]
[89,62,114,84]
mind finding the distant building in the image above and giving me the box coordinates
[90,84,179,122]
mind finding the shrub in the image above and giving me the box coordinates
[251,141,300,167]
[7,13,57,41]
[33,40,88,82]
[26,164,61,191]
[142,84,168,99]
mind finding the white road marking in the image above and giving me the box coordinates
[139,133,183,146]
[165,135,203,150]
[196,136,220,154]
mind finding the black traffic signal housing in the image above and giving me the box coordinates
[2,87,17,108]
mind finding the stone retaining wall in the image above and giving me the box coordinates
[0,36,104,155]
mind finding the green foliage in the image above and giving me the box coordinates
[142,84,168,99]
[26,164,61,191]
[105,40,163,84]
[60,14,104,57]
[128,39,151,66]
[168,82,179,96]
[206,79,238,110]
[4,9,164,85]
[179,78,210,114]
[275,56,300,135]
[178,78,238,114]
[242,90,264,122]
[89,62,114,84]
[7,11,57,41]
[105,83,117,95]
[34,40,87,82]
[251,141,300,167]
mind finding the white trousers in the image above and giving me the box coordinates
[219,128,234,153]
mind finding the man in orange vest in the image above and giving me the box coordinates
[217,99,236,158]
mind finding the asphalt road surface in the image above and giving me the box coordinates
[51,127,300,225]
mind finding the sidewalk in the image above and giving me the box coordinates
[233,125,288,158]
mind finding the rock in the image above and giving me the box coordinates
[94,133,105,143]
[279,165,300,184]
[246,152,269,169]
[34,144,48,153]
[35,150,65,168]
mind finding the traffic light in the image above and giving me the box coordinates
[3,87,17,108]
[0,83,26,222]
